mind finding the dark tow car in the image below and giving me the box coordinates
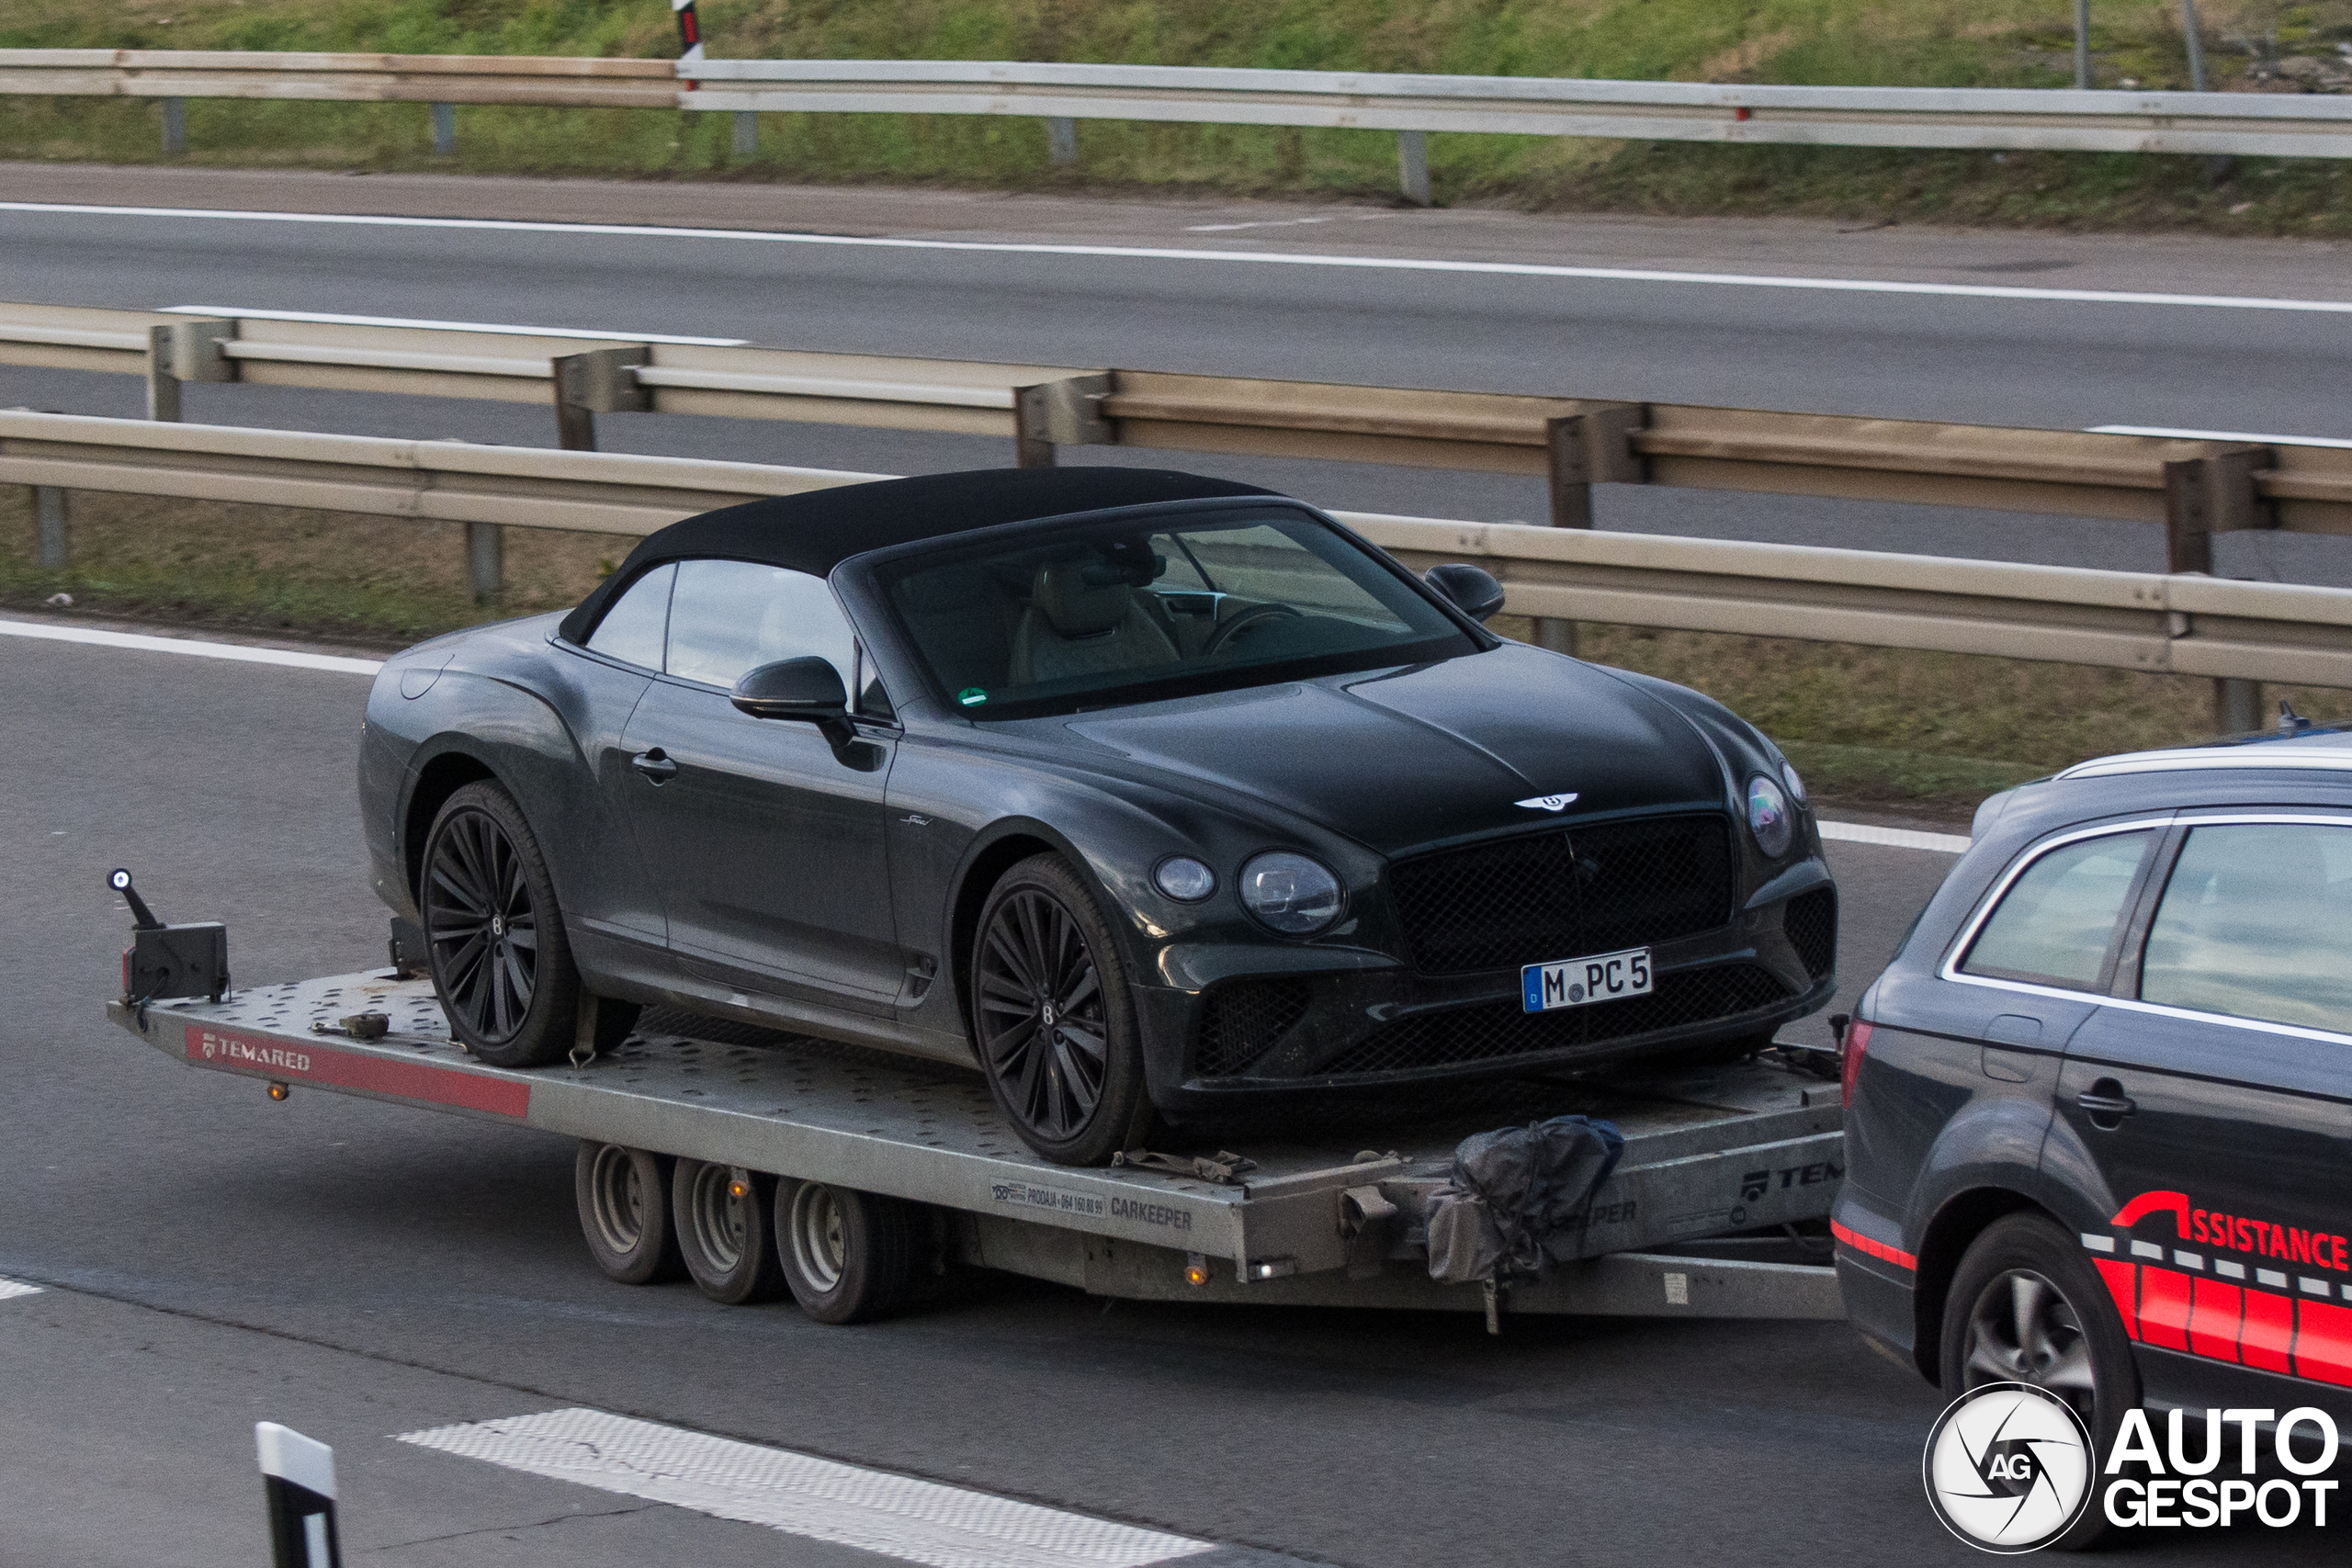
[1839,728,2352,1543]
[361,468,1835,1164]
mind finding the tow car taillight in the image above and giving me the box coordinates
[1840,1019,1874,1110]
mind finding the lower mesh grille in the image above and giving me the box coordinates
[1784,886,1838,980]
[1195,977,1313,1077]
[1317,963,1791,1077]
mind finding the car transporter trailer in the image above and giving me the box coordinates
[107,958,1849,1331]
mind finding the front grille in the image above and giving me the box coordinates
[1387,814,1736,976]
[1195,977,1312,1077]
[1784,886,1838,980]
[1317,963,1790,1077]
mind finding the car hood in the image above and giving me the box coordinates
[1057,645,1730,856]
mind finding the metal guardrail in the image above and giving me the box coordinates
[8,407,2352,691]
[9,49,2352,196]
[10,302,2346,580]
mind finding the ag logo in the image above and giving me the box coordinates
[1923,1382,2095,1553]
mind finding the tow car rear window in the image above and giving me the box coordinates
[1961,830,2154,991]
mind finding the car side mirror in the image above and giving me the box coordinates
[732,658,853,745]
[1424,562,1506,624]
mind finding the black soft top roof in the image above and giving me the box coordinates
[558,467,1275,644]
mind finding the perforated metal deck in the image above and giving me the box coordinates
[110,967,1844,1301]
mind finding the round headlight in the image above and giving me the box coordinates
[1153,855,1216,903]
[1747,773,1794,859]
[1238,852,1342,935]
[1781,758,1806,803]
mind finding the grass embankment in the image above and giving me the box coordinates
[6,1,2352,233]
[12,491,2345,816]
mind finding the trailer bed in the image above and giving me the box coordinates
[110,967,1846,1321]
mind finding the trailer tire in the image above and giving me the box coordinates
[673,1158,786,1305]
[420,780,582,1068]
[574,1143,684,1285]
[775,1179,918,1325]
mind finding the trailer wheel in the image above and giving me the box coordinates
[573,1143,684,1285]
[775,1179,918,1325]
[672,1158,785,1304]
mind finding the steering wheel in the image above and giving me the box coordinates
[1203,603,1304,657]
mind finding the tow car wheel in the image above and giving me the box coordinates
[1939,1213,2139,1551]
[775,1179,920,1325]
[420,781,582,1067]
[573,1143,684,1285]
[673,1158,786,1304]
[971,853,1157,1166]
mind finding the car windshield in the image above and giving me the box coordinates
[874,508,1476,717]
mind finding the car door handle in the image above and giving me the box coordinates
[2076,1083,2137,1123]
[630,748,678,784]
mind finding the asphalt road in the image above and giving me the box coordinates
[4,166,2352,582]
[0,627,2335,1565]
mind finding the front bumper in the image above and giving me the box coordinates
[1136,881,1837,1114]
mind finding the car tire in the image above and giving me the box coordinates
[672,1158,786,1305]
[970,852,1158,1166]
[775,1179,920,1325]
[1939,1212,2140,1552]
[573,1143,684,1285]
[420,780,583,1068]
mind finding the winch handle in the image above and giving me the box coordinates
[108,868,164,931]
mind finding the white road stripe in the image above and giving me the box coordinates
[7,201,2352,315]
[0,616,382,674]
[1817,819,1971,854]
[398,1408,1211,1568]
[0,1278,42,1302]
[2087,423,2352,449]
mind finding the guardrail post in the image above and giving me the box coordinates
[1014,375,1114,468]
[33,485,67,570]
[148,320,237,421]
[2167,446,2274,731]
[1532,404,1646,656]
[1046,117,1078,167]
[467,523,505,604]
[733,111,758,157]
[1397,130,1430,206]
[552,345,652,452]
[432,102,456,157]
[160,96,186,155]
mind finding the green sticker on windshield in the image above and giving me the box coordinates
[957,687,989,706]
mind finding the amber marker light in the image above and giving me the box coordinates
[267,1081,290,1101]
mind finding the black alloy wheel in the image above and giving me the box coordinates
[420,781,583,1067]
[971,853,1155,1165]
[1939,1213,2140,1551]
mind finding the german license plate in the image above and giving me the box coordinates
[1521,946,1653,1013]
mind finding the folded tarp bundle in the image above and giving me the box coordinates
[1424,1114,1626,1285]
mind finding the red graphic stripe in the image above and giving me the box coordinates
[1832,1218,1917,1270]
[2094,1257,2140,1339]
[2112,1190,2190,1232]
[2189,1277,2244,1364]
[2244,1288,2297,1375]
[2296,1300,2352,1388]
[2082,1243,2352,1390]
[183,1023,529,1118]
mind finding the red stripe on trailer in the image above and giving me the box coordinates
[182,1024,529,1118]
[2241,1287,2297,1374]
[2188,1277,2244,1363]
[2293,1299,2352,1388]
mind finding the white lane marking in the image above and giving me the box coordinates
[398,1408,1211,1568]
[0,1278,41,1302]
[163,304,748,346]
[2088,423,2352,449]
[0,616,383,674]
[1818,819,1970,854]
[8,201,2352,315]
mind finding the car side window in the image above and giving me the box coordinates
[1959,830,2154,991]
[582,562,674,671]
[2140,822,2352,1033]
[664,560,858,696]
